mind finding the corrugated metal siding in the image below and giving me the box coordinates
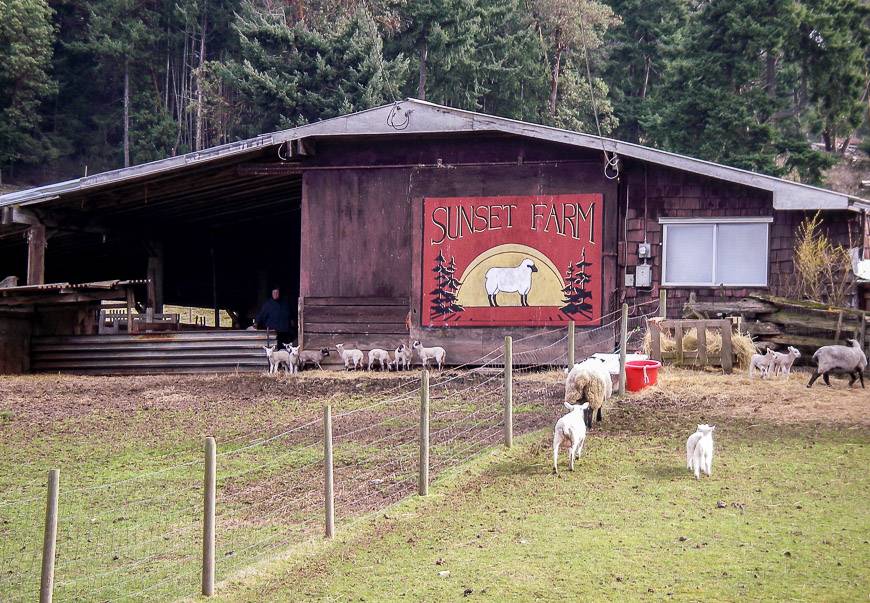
[31,330,271,374]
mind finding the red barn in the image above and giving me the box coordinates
[0,100,866,373]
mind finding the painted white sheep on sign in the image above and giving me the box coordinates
[484,258,538,307]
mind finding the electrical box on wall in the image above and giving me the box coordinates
[638,243,652,259]
[635,264,652,288]
[624,272,635,287]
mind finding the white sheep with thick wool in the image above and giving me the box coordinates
[484,258,538,307]
[564,357,612,429]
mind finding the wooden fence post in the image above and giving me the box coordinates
[324,404,335,539]
[567,321,575,368]
[419,370,430,496]
[504,336,513,448]
[659,289,667,318]
[39,469,59,603]
[202,437,216,597]
[618,303,629,396]
[720,319,734,374]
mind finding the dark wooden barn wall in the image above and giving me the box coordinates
[299,136,618,361]
[616,163,862,317]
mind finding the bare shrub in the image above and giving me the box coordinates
[793,212,853,307]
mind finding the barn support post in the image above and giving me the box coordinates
[146,241,164,313]
[418,370,430,496]
[201,437,216,597]
[210,246,219,327]
[324,404,335,539]
[618,303,628,396]
[659,289,667,318]
[567,321,575,368]
[39,469,59,603]
[504,336,513,448]
[27,223,47,285]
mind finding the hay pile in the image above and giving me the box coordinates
[642,326,756,368]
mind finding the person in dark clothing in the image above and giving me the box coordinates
[255,287,293,347]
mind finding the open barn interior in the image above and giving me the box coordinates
[0,147,303,331]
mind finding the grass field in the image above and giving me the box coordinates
[0,369,558,601]
[1,367,868,601]
[212,369,870,602]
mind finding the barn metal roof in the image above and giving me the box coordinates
[0,98,865,212]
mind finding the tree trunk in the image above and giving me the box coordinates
[548,47,563,117]
[123,61,130,168]
[640,56,651,99]
[417,38,428,100]
[195,5,208,151]
[765,50,777,99]
[822,128,833,153]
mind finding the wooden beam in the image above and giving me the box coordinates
[146,241,164,313]
[27,224,46,285]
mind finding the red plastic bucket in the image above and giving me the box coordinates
[625,359,661,392]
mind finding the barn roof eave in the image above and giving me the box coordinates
[0,98,864,212]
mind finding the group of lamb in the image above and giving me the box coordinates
[554,338,867,474]
[749,338,866,388]
[263,341,447,375]
[554,356,716,478]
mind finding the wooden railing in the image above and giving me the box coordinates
[648,318,734,373]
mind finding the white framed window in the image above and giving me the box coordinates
[660,217,773,287]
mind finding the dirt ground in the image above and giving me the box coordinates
[1,366,867,442]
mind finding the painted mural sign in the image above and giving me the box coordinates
[423,194,603,327]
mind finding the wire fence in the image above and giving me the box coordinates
[0,302,661,602]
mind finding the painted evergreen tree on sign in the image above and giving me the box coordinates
[430,251,464,317]
[560,247,593,318]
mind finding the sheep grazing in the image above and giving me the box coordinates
[552,401,590,474]
[367,348,391,371]
[748,348,776,379]
[771,346,801,378]
[297,348,329,371]
[686,424,715,479]
[807,339,867,388]
[564,357,612,429]
[484,258,538,307]
[263,345,298,375]
[335,343,364,371]
[390,344,412,371]
[412,341,446,370]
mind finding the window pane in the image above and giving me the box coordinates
[665,224,714,284]
[715,223,768,285]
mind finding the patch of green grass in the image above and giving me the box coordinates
[214,423,870,602]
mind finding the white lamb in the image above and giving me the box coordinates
[263,345,298,375]
[335,343,364,370]
[564,357,612,429]
[748,348,775,379]
[367,348,390,371]
[686,424,715,479]
[771,346,801,377]
[552,401,590,474]
[390,344,412,371]
[412,341,446,370]
[484,258,538,307]
[807,338,867,388]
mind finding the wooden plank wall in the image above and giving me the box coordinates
[299,135,618,364]
[0,312,32,373]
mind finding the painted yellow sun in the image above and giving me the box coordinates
[456,244,565,307]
